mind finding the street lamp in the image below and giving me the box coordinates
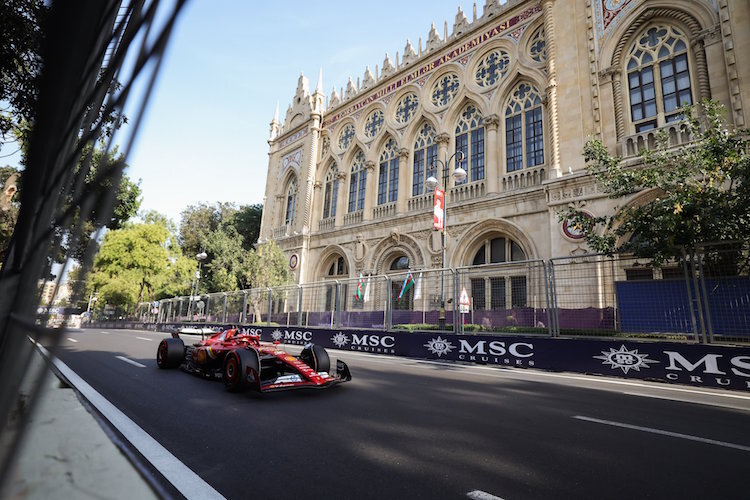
[425,150,466,330]
[187,250,207,321]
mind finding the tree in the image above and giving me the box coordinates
[0,166,21,262]
[244,240,290,323]
[0,0,47,152]
[562,100,750,266]
[203,226,253,292]
[88,218,195,313]
[232,203,262,250]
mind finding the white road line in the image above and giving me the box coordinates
[135,336,153,342]
[34,343,225,499]
[67,338,78,343]
[101,331,111,335]
[574,415,750,453]
[467,490,504,500]
[116,356,146,368]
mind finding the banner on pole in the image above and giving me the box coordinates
[433,189,445,230]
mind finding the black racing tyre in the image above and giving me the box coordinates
[223,348,260,392]
[157,338,185,369]
[299,344,330,373]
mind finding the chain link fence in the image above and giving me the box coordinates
[133,242,749,344]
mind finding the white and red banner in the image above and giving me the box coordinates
[433,188,445,231]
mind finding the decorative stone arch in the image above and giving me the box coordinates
[611,188,665,249]
[333,118,358,155]
[314,244,354,280]
[358,103,387,144]
[492,72,548,113]
[367,232,427,275]
[439,92,490,136]
[465,38,518,95]
[401,114,440,149]
[369,129,401,162]
[516,18,547,68]
[316,156,338,184]
[421,63,466,114]
[452,218,539,267]
[388,84,423,130]
[600,2,717,140]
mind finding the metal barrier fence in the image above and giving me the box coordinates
[133,243,749,344]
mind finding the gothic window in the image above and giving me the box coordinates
[431,73,460,108]
[475,49,510,88]
[455,104,485,184]
[470,236,527,309]
[338,123,355,150]
[378,139,399,205]
[324,254,348,311]
[284,177,297,225]
[395,93,419,125]
[412,123,437,196]
[320,136,330,158]
[327,255,348,276]
[364,109,384,139]
[348,150,367,213]
[529,27,546,64]
[390,256,412,310]
[322,163,339,219]
[505,83,544,173]
[626,25,693,132]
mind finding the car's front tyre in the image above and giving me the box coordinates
[223,348,260,392]
[156,338,185,369]
[299,344,330,373]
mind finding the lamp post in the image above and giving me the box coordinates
[187,250,207,321]
[425,150,466,330]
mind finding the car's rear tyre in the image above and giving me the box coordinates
[223,348,260,392]
[157,338,185,369]
[299,344,330,373]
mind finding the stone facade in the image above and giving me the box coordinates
[259,0,749,289]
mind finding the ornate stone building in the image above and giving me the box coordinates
[258,0,749,298]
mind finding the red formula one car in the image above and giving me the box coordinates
[156,328,351,392]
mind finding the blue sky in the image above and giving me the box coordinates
[3,1,474,224]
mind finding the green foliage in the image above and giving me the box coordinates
[0,0,47,151]
[232,203,262,250]
[0,166,21,262]
[88,218,196,311]
[562,100,750,265]
[203,226,252,292]
[244,240,290,322]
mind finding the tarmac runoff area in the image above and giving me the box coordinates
[4,348,158,500]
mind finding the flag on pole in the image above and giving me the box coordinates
[397,271,414,301]
[363,275,371,303]
[355,273,365,301]
[413,272,423,300]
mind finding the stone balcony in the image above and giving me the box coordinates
[621,122,693,158]
[501,166,545,192]
[343,210,363,226]
[272,224,290,239]
[318,217,335,231]
[373,201,396,220]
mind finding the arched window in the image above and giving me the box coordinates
[324,254,348,312]
[327,256,348,276]
[284,177,297,225]
[455,104,485,184]
[413,123,437,196]
[626,25,692,132]
[378,139,399,205]
[390,256,412,310]
[348,150,366,213]
[322,163,338,220]
[470,236,527,310]
[505,83,544,173]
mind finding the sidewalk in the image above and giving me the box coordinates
[4,352,158,500]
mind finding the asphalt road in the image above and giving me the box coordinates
[46,328,750,500]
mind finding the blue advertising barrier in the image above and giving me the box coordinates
[93,322,750,392]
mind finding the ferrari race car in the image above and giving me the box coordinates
[156,328,351,392]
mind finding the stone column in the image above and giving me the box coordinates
[396,148,409,213]
[435,132,450,188]
[300,118,321,232]
[541,0,562,178]
[312,180,322,232]
[363,160,377,221]
[334,171,347,228]
[483,114,500,193]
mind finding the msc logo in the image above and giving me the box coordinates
[594,345,659,374]
[271,329,313,344]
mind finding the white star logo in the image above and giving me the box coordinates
[424,336,455,357]
[331,332,349,348]
[271,329,283,341]
[594,345,659,374]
